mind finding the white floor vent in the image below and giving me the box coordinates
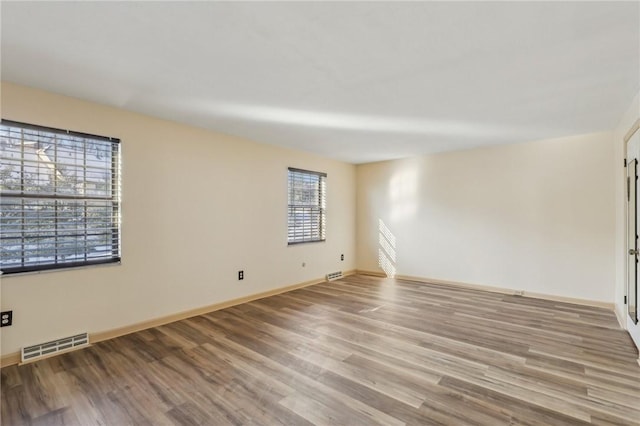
[22,333,89,363]
[326,271,343,281]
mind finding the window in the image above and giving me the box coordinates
[288,167,326,244]
[0,120,121,274]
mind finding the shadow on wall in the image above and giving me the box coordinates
[378,219,396,278]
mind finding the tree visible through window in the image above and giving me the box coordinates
[0,120,121,274]
[288,167,326,244]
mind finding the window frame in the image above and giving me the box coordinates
[287,167,327,245]
[0,119,121,275]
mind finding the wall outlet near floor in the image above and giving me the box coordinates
[238,270,244,280]
[341,254,344,261]
[1,311,13,327]
[514,290,525,296]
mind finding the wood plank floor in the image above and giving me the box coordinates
[2,274,640,425]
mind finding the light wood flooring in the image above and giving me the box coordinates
[2,274,640,425]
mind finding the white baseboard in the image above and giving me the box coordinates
[357,269,615,310]
[614,304,627,329]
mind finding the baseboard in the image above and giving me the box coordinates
[1,270,356,368]
[357,269,387,278]
[614,304,627,330]
[92,269,356,343]
[357,269,614,310]
[0,352,20,368]
[511,289,614,310]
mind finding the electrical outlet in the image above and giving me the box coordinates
[1,311,12,327]
[341,254,344,261]
[238,270,244,280]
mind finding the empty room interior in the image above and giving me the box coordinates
[1,1,640,425]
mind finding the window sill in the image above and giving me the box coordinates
[288,239,326,246]
[1,260,122,278]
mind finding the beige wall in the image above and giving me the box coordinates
[357,132,616,302]
[0,82,356,357]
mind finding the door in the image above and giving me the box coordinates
[627,158,638,324]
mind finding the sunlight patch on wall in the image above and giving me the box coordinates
[379,233,396,262]
[378,218,396,248]
[389,166,418,222]
[378,219,397,278]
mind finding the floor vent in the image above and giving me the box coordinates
[326,271,343,281]
[21,333,89,363]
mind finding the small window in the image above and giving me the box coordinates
[0,120,121,274]
[288,167,326,244]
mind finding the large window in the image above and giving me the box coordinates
[288,167,326,244]
[0,120,121,274]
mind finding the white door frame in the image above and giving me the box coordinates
[624,119,640,353]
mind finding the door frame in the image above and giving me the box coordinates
[627,156,638,324]
[625,118,640,329]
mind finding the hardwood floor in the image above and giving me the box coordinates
[2,274,639,425]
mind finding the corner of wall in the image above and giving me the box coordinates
[614,303,627,329]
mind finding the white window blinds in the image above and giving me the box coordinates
[288,168,326,244]
[0,120,121,274]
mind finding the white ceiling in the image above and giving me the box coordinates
[2,2,639,164]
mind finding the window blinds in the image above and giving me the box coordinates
[0,120,121,274]
[288,167,326,244]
